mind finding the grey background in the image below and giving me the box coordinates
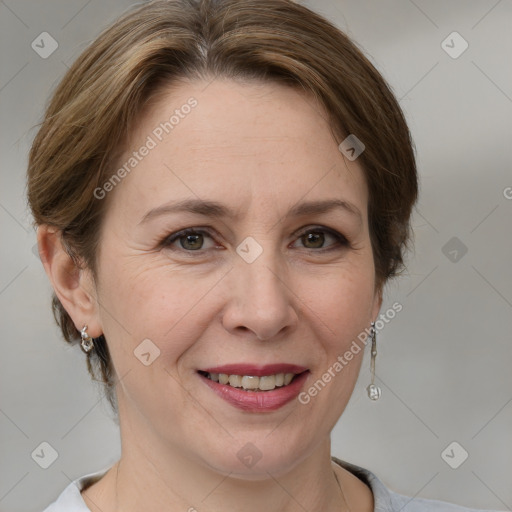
[1,1,511,511]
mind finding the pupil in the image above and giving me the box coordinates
[304,232,324,248]
[182,234,202,250]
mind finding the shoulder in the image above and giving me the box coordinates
[331,456,504,512]
[388,491,503,512]
[41,467,110,512]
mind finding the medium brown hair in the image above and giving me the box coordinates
[27,0,418,415]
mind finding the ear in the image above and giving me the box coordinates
[37,225,102,338]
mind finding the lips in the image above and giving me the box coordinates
[197,364,310,412]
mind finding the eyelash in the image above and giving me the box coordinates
[159,225,350,255]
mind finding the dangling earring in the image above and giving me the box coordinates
[366,322,381,400]
[80,325,94,353]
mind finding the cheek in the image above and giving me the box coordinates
[303,266,373,392]
[95,232,376,362]
[95,252,220,362]
[297,256,376,330]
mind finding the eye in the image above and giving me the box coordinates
[291,226,349,251]
[162,228,218,252]
[160,225,349,254]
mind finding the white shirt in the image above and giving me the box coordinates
[42,457,504,511]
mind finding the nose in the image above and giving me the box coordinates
[221,251,299,341]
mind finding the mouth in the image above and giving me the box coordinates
[198,370,306,392]
[197,364,310,411]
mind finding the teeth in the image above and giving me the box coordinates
[218,373,229,385]
[241,375,260,390]
[205,372,298,391]
[284,373,294,385]
[228,375,242,387]
[259,375,276,390]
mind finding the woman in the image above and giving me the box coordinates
[28,0,503,511]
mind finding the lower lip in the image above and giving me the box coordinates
[199,371,310,412]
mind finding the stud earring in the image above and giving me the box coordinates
[80,325,94,354]
[366,322,381,400]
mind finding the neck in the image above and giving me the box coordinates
[82,439,355,512]
[112,444,348,512]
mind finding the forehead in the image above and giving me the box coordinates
[104,78,368,223]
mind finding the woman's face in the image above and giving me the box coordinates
[90,78,382,476]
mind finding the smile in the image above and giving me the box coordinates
[197,364,310,412]
[198,371,300,392]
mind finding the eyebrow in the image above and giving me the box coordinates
[139,198,362,225]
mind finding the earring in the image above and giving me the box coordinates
[80,325,95,353]
[366,322,381,400]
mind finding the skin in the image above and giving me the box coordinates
[39,77,382,512]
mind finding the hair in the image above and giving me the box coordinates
[27,0,418,416]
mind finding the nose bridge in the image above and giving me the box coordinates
[244,251,283,302]
[224,241,297,340]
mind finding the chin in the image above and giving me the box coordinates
[194,435,311,479]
